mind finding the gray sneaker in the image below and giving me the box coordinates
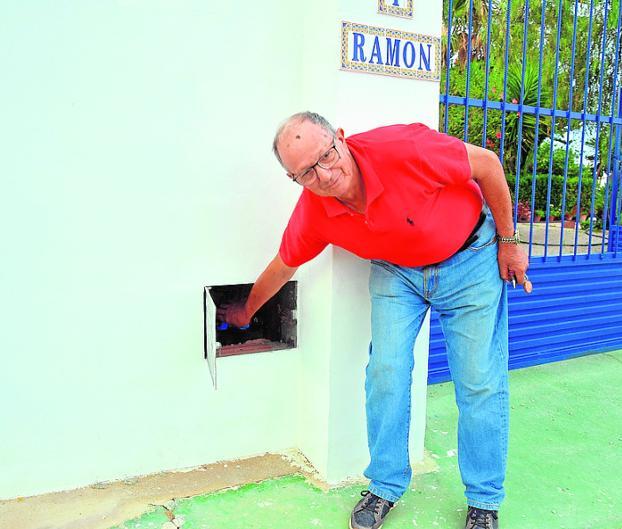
[465,506,499,529]
[349,490,395,529]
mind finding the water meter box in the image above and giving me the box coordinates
[203,281,297,388]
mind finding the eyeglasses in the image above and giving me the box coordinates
[287,140,341,186]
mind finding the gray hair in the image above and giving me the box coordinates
[272,111,336,166]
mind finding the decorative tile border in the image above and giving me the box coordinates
[378,0,414,19]
[340,21,440,82]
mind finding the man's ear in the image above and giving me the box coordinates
[336,127,345,141]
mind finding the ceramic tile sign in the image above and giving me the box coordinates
[340,21,440,81]
[378,0,414,18]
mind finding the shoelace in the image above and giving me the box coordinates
[468,507,497,529]
[359,491,390,517]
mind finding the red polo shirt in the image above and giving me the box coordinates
[278,123,483,267]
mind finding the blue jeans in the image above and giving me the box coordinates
[364,209,509,510]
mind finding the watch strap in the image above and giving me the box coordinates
[496,230,520,244]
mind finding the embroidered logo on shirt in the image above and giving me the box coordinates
[406,217,414,225]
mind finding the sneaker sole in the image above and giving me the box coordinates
[349,521,386,529]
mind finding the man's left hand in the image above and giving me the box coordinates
[497,243,529,285]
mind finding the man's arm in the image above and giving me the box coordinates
[216,253,299,327]
[464,143,529,284]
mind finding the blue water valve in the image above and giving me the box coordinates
[217,322,250,331]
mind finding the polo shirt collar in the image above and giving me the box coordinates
[319,142,384,218]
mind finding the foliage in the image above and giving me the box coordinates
[440,0,622,182]
[502,61,551,174]
[525,142,580,178]
[505,173,600,215]
[549,204,562,217]
[517,200,532,221]
[442,0,622,115]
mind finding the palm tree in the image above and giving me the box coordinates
[442,0,491,68]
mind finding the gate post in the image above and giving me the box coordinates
[608,87,622,252]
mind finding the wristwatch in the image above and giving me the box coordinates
[496,229,520,244]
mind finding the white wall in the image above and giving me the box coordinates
[0,1,306,499]
[0,0,442,499]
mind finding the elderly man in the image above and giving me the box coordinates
[218,111,529,529]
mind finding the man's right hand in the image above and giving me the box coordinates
[216,302,251,328]
[214,253,298,330]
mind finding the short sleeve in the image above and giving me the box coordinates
[278,194,328,267]
[413,125,472,186]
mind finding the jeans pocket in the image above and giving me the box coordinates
[467,233,497,252]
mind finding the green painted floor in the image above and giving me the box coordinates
[113,351,622,529]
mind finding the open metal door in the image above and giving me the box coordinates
[203,286,217,389]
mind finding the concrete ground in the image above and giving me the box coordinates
[0,454,301,529]
[518,221,608,257]
[2,350,621,529]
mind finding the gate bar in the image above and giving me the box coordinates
[601,2,622,255]
[544,0,566,260]
[527,0,548,259]
[558,0,581,258]
[572,0,596,259]
[481,0,494,148]
[611,87,622,256]
[499,0,512,167]
[442,0,454,134]
[438,96,622,126]
[464,0,475,142]
[513,0,531,227]
[585,0,611,257]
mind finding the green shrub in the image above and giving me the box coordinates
[505,173,597,214]
[524,142,580,179]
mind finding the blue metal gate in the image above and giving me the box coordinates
[430,0,622,383]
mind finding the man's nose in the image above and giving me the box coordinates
[315,165,332,182]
